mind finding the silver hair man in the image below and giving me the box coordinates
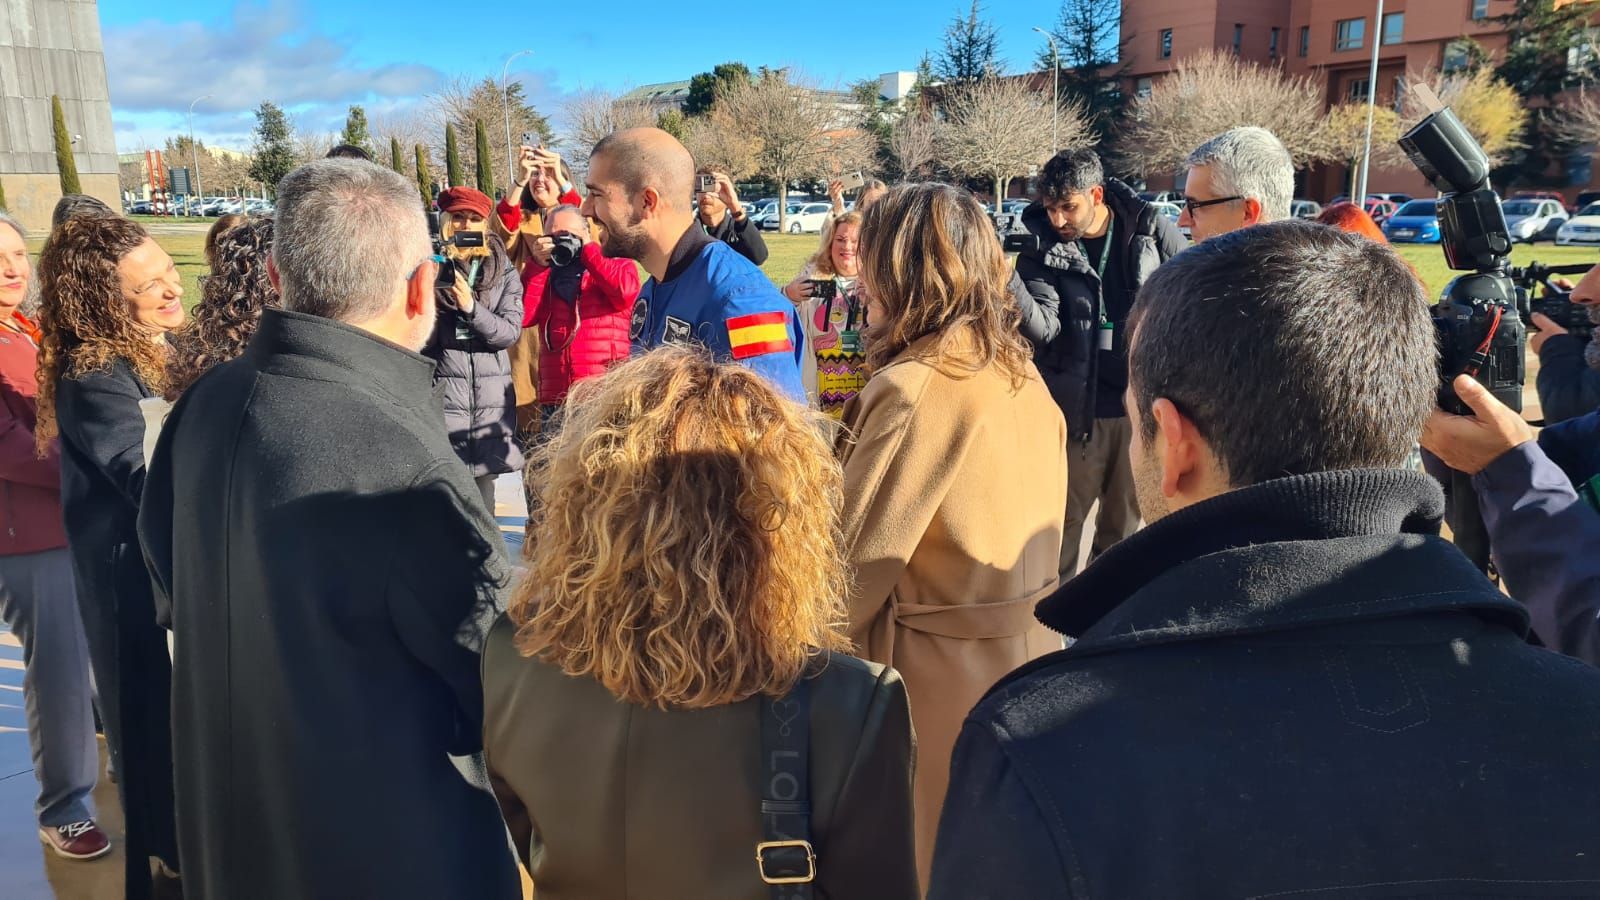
[270,159,434,347]
[1177,126,1294,243]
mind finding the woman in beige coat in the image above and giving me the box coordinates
[841,182,1069,886]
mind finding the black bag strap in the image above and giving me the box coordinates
[757,675,815,898]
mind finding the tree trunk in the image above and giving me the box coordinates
[993,175,1003,206]
[777,175,789,233]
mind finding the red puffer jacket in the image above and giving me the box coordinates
[522,242,640,404]
[0,314,68,556]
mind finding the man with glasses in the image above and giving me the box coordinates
[138,158,521,899]
[1014,149,1188,578]
[1177,126,1294,243]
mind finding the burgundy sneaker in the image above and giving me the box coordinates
[39,821,111,860]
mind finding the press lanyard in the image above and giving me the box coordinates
[1080,217,1115,351]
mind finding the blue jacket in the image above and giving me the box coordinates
[1475,430,1600,666]
[631,233,806,402]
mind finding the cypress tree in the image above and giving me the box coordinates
[415,145,433,207]
[390,137,404,174]
[0,177,8,212]
[51,96,82,195]
[474,119,495,195]
[445,124,464,188]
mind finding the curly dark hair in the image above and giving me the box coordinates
[166,215,278,399]
[34,215,167,454]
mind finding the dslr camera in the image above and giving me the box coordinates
[548,233,584,268]
[1513,262,1596,344]
[1398,85,1524,416]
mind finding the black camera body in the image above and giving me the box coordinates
[806,279,838,300]
[548,233,584,268]
[1515,262,1596,344]
[1398,94,1524,416]
[431,229,486,288]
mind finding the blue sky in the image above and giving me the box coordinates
[101,0,1064,153]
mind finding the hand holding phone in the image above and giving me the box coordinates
[840,171,866,192]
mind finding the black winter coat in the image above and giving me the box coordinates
[138,309,520,900]
[1014,179,1187,442]
[931,470,1600,899]
[424,233,524,477]
[702,210,769,266]
[1536,332,1600,424]
[54,359,178,900]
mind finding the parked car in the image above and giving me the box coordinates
[1364,198,1400,224]
[1556,202,1600,247]
[755,203,803,231]
[128,200,154,215]
[991,200,1032,236]
[1138,190,1184,205]
[1382,199,1442,243]
[244,199,273,215]
[1501,198,1568,243]
[1510,189,1571,213]
[1576,190,1600,210]
[1291,199,1322,219]
[1150,201,1192,240]
[783,202,833,233]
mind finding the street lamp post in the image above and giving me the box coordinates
[1032,27,1060,151]
[1355,0,1385,204]
[188,94,212,215]
[501,50,533,193]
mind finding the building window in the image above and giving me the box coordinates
[1299,26,1310,57]
[1348,78,1371,103]
[1233,24,1244,54]
[1270,27,1281,58]
[1160,29,1173,59]
[1135,77,1153,99]
[1443,41,1471,73]
[1335,18,1365,51]
[1471,0,1489,20]
[1382,12,1404,44]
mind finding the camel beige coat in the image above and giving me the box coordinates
[838,331,1068,887]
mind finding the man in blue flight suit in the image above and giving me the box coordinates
[581,128,806,401]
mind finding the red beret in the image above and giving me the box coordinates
[437,186,492,220]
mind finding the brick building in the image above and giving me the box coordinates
[1122,0,1600,202]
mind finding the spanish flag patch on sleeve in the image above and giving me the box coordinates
[726,311,795,360]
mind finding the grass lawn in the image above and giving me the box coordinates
[24,227,1594,317]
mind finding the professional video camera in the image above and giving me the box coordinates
[427,211,485,287]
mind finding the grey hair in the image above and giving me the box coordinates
[543,203,584,227]
[1186,127,1294,223]
[272,159,430,324]
[0,212,39,317]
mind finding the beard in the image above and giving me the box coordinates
[599,211,649,261]
[1131,435,1171,524]
[1055,209,1096,243]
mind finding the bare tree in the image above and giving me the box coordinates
[370,107,433,164]
[1557,91,1600,148]
[562,88,661,170]
[681,107,763,179]
[889,111,940,180]
[938,76,1090,201]
[715,70,868,230]
[1118,49,1332,177]
[1399,68,1529,167]
[293,129,338,165]
[118,156,146,197]
[426,76,553,195]
[1321,103,1404,195]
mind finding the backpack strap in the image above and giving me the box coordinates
[757,675,814,898]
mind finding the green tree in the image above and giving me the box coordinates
[683,62,753,117]
[473,119,495,194]
[0,177,8,212]
[415,144,433,206]
[849,79,896,174]
[906,52,939,107]
[390,136,404,173]
[1494,0,1596,184]
[1039,0,1130,147]
[936,1,1002,83]
[51,96,82,195]
[657,109,688,140]
[340,105,375,158]
[247,102,296,197]
[445,123,464,188]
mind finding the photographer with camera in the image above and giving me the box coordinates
[781,211,865,416]
[520,205,640,430]
[422,186,526,513]
[694,169,767,266]
[1529,263,1600,424]
[1012,148,1187,579]
[1422,375,1600,665]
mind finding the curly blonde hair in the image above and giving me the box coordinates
[859,183,1032,388]
[804,211,863,279]
[166,216,278,400]
[510,347,851,709]
[34,215,168,454]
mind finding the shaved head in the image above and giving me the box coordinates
[591,128,694,212]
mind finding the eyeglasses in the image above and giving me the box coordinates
[1181,195,1244,211]
[409,254,446,281]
